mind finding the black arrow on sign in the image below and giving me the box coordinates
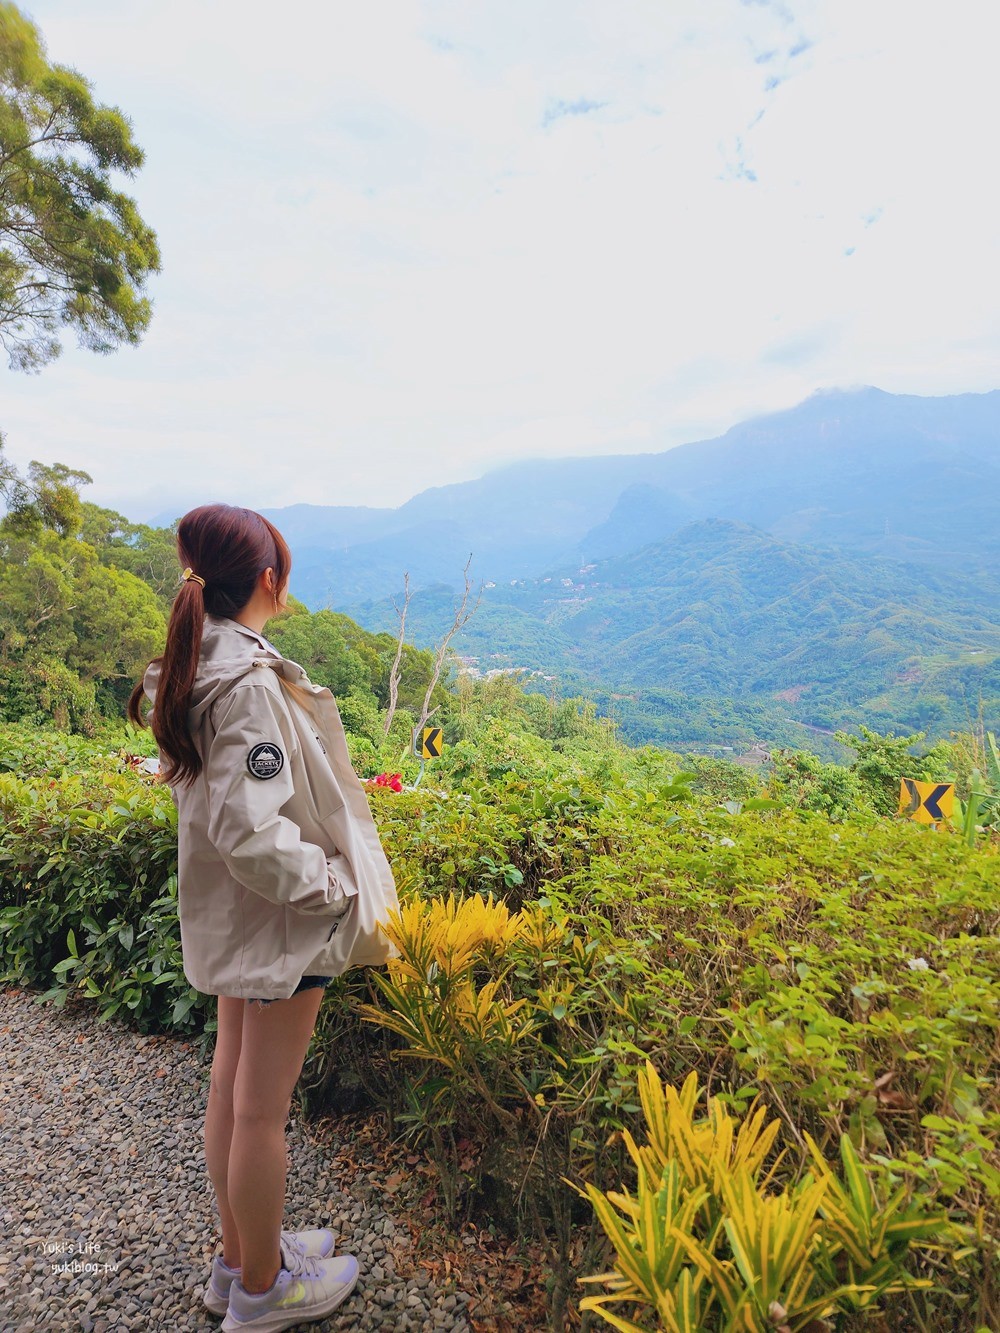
[901,778,920,815]
[923,784,951,822]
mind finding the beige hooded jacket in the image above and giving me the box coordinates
[142,615,399,1000]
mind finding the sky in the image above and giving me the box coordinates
[3,0,1000,522]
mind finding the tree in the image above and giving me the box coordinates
[79,502,180,612]
[0,3,160,371]
[832,723,932,816]
[0,444,93,536]
[0,523,165,726]
[0,445,166,727]
[266,609,370,698]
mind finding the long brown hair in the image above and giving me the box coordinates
[128,504,292,786]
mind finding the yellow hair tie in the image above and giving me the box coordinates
[181,568,206,588]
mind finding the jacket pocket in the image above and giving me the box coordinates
[326,851,360,913]
[301,748,347,823]
[314,793,346,822]
[326,900,355,941]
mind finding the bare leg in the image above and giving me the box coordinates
[228,988,325,1294]
[205,996,246,1268]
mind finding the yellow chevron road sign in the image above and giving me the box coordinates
[414,726,443,760]
[898,778,955,825]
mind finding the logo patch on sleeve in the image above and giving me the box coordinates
[247,743,285,780]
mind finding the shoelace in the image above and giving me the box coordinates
[279,1241,325,1282]
[278,1230,306,1259]
[284,1247,326,1279]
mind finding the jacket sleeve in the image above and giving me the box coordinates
[203,679,354,916]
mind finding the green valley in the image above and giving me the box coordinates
[345,519,1000,751]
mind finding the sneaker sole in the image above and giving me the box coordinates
[219,1263,360,1333]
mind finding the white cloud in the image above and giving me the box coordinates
[4,0,1000,520]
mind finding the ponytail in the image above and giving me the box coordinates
[127,579,206,785]
[128,504,292,788]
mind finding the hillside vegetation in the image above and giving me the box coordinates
[6,391,998,756]
[349,519,1000,751]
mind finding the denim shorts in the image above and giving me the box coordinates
[246,975,333,1008]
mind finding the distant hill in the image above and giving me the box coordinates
[587,385,1000,567]
[552,520,1000,698]
[267,386,1000,608]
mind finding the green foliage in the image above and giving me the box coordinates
[955,732,1000,842]
[0,520,165,725]
[953,770,1000,848]
[343,778,996,1328]
[0,2,160,370]
[0,657,99,731]
[380,787,999,1322]
[0,457,446,739]
[833,723,941,816]
[330,689,383,746]
[79,502,181,613]
[443,674,627,789]
[0,721,114,774]
[265,605,450,732]
[683,755,763,804]
[767,747,869,820]
[986,732,1000,792]
[0,455,94,537]
[0,736,202,1038]
[446,718,563,785]
[266,608,371,697]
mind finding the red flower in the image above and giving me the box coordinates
[369,772,403,792]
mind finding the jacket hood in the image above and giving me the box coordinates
[143,615,307,725]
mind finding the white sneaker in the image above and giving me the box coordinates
[221,1238,359,1332]
[203,1228,336,1315]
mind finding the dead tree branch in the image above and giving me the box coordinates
[417,554,482,732]
[382,571,412,738]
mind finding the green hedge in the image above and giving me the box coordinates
[0,757,196,1033]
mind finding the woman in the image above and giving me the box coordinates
[128,503,398,1332]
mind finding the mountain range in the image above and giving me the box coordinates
[266,385,1000,608]
[261,386,1000,751]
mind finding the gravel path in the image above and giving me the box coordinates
[0,985,475,1333]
